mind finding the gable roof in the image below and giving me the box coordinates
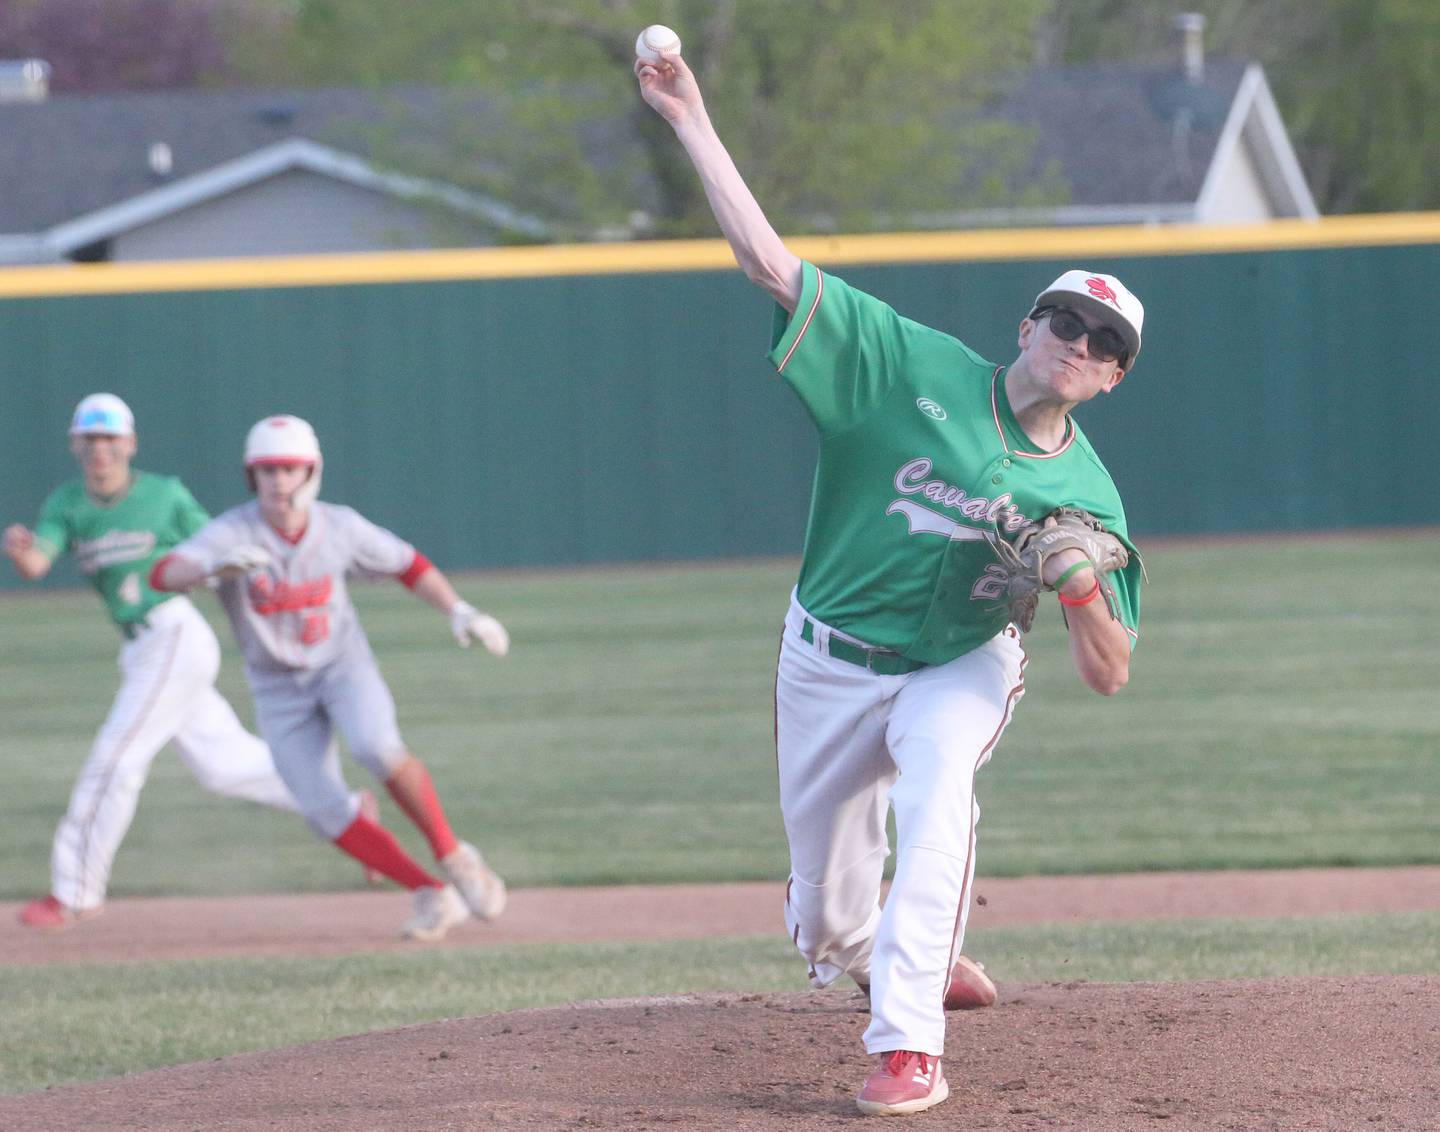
[45,136,547,258]
[0,86,546,261]
[935,58,1317,228]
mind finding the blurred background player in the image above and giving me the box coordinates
[1,393,368,929]
[152,414,510,942]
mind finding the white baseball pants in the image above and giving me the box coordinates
[776,594,1026,1056]
[50,595,299,912]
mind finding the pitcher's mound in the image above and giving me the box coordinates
[4,977,1436,1130]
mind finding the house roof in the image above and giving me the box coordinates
[937,58,1317,227]
[0,60,1316,261]
[0,86,549,258]
[1007,59,1246,207]
[0,87,485,231]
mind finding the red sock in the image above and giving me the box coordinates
[387,766,459,860]
[334,812,441,891]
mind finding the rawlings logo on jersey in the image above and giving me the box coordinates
[248,574,333,615]
[915,397,948,421]
[887,458,1028,537]
[71,530,156,574]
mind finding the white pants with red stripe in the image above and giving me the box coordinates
[776,594,1026,1057]
[50,595,300,912]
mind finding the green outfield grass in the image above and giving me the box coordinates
[3,910,1438,1096]
[2,535,1438,898]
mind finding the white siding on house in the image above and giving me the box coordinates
[1195,136,1273,223]
[109,169,494,261]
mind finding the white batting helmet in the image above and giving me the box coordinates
[70,392,135,436]
[244,414,323,509]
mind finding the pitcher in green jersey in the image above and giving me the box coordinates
[636,47,1144,1117]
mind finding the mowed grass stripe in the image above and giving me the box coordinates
[1,537,1437,898]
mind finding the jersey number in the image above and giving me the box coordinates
[300,613,330,646]
[118,572,142,606]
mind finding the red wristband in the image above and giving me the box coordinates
[1057,579,1102,607]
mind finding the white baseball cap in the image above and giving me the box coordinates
[69,393,136,436]
[1031,270,1144,367]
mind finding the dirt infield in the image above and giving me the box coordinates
[4,867,1439,1129]
[7,865,1440,967]
[4,979,1436,1130]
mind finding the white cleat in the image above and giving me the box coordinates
[440,840,508,921]
[402,883,470,942]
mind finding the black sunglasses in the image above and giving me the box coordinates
[1030,305,1129,365]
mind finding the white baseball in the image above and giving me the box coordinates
[635,24,681,64]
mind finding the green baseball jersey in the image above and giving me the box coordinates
[32,472,211,631]
[768,261,1141,665]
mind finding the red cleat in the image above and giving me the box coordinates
[943,955,997,1010]
[856,1050,948,1116]
[19,894,101,930]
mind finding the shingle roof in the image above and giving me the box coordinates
[991,59,1248,208]
[0,86,504,233]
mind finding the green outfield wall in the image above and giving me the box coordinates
[2,214,1436,588]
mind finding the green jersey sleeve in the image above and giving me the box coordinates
[1059,485,1142,650]
[768,261,929,435]
[30,485,74,562]
[1110,556,1142,652]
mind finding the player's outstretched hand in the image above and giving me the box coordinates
[3,523,35,559]
[211,544,272,579]
[450,601,510,656]
[634,45,700,126]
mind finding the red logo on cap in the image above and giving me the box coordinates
[1086,276,1119,305]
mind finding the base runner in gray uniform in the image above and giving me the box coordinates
[635,45,1145,1116]
[153,415,510,942]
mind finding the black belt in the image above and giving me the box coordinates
[120,618,151,641]
[800,618,927,676]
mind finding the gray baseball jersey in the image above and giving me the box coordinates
[174,500,417,672]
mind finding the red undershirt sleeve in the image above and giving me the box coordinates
[398,551,434,590]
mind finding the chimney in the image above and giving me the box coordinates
[1175,12,1206,83]
[0,58,51,103]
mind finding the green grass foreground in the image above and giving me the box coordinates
[3,536,1438,899]
[3,911,1439,1096]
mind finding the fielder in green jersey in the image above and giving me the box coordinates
[4,394,305,929]
[30,472,211,632]
[637,46,1144,1117]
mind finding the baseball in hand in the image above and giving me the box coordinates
[635,24,681,64]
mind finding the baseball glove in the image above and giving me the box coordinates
[988,506,1129,632]
[210,544,272,579]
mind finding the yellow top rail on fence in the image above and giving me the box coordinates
[2,211,1439,299]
